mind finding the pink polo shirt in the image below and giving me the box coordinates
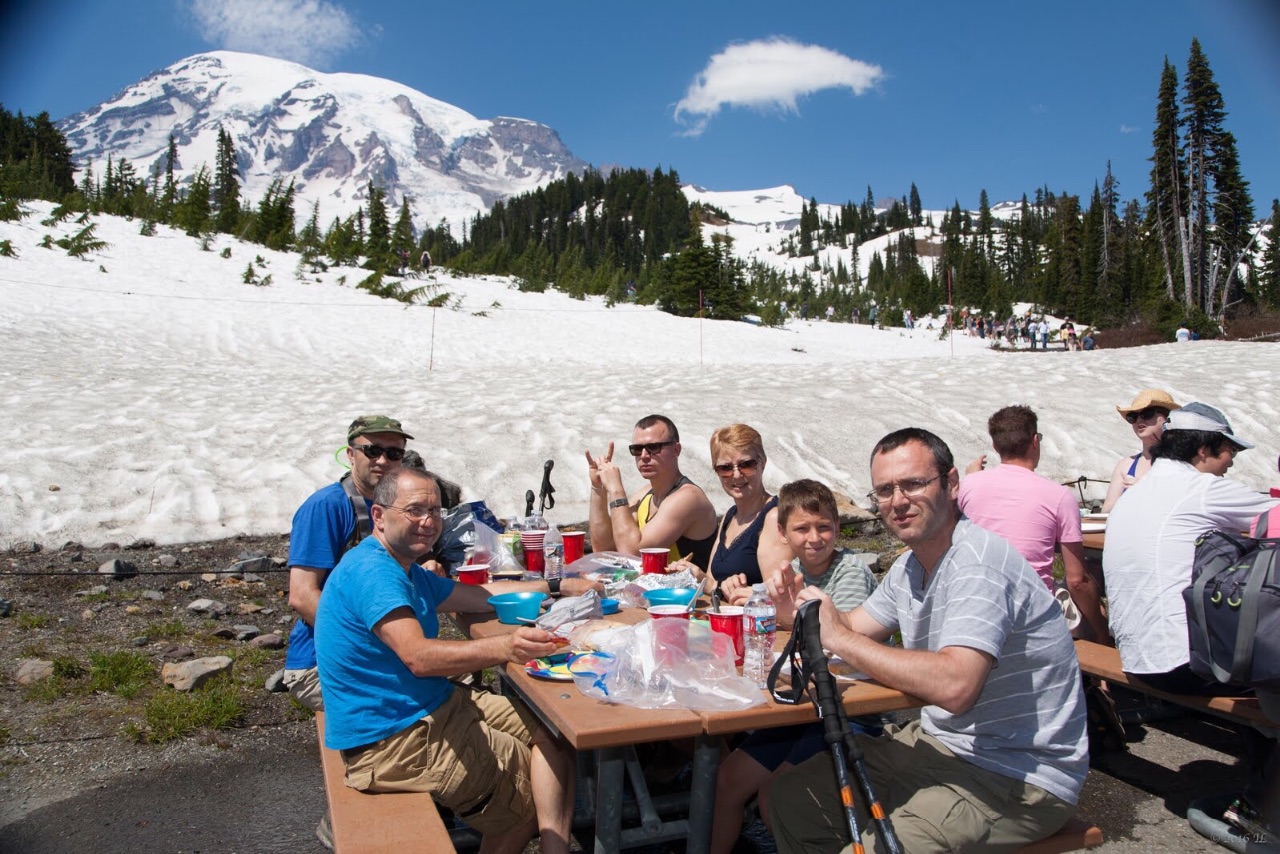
[957,463,1083,588]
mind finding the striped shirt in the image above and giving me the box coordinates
[861,518,1089,804]
[794,548,877,611]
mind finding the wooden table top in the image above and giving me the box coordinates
[454,599,922,746]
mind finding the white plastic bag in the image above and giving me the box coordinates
[575,619,764,711]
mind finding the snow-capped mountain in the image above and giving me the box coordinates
[58,51,589,231]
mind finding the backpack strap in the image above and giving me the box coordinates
[339,472,373,551]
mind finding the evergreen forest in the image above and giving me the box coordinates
[2,39,1276,339]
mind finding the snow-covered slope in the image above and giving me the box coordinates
[59,51,588,233]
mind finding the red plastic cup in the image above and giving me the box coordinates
[708,605,745,666]
[562,531,585,565]
[520,532,546,575]
[641,547,670,574]
[648,604,690,620]
[456,564,489,586]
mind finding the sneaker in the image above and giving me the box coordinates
[315,814,334,850]
[1223,797,1279,846]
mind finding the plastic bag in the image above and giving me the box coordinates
[574,619,765,711]
[461,506,520,574]
[535,590,604,631]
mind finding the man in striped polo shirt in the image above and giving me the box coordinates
[770,427,1088,853]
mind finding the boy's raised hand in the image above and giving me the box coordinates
[766,564,804,629]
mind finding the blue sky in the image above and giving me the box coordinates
[2,0,1278,212]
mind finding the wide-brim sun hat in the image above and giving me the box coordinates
[1116,389,1181,417]
[1165,402,1255,450]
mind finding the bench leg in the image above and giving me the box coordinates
[685,734,719,854]
[594,747,625,854]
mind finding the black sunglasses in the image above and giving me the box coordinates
[628,441,675,457]
[350,443,406,461]
[1125,407,1169,424]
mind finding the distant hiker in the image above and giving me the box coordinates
[825,305,835,322]
[852,306,860,324]
[419,249,431,273]
[1082,330,1096,350]
[1038,318,1049,350]
[801,302,809,320]
[1175,324,1191,342]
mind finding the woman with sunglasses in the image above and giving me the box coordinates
[1102,389,1181,512]
[684,424,793,605]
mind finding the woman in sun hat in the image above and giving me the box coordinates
[1101,389,1181,512]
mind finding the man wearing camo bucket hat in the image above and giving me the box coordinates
[284,416,413,710]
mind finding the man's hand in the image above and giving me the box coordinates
[793,585,844,646]
[966,454,987,475]
[505,626,559,664]
[422,559,447,578]
[585,443,615,493]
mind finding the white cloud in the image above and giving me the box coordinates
[1120,124,1137,134]
[674,37,883,137]
[187,0,364,68]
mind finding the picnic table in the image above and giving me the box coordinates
[457,598,922,854]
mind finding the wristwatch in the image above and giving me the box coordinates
[547,577,562,598]
[608,497,629,510]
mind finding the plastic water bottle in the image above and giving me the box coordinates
[743,583,776,688]
[542,525,564,582]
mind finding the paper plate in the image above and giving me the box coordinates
[525,652,576,681]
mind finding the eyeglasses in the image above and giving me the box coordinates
[350,443,406,462]
[1125,407,1168,424]
[628,441,675,457]
[714,458,760,478]
[382,504,444,521]
[866,475,942,505]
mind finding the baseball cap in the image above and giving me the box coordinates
[347,415,414,444]
[1165,402,1254,450]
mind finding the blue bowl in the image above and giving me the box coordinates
[642,587,697,608]
[488,591,548,625]
[600,597,620,615]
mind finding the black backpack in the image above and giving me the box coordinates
[1183,508,1280,689]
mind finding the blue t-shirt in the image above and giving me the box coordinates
[315,536,459,750]
[284,481,365,670]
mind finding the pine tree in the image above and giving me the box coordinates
[160,134,178,221]
[1146,57,1186,301]
[174,165,212,236]
[364,183,391,269]
[390,197,416,267]
[213,126,241,235]
[909,183,923,225]
[1259,199,1280,310]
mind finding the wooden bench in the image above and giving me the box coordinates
[1015,816,1104,853]
[314,711,456,853]
[1075,640,1273,728]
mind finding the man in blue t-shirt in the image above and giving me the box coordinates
[283,415,414,711]
[770,428,1087,853]
[317,467,575,853]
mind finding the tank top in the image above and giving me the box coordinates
[710,496,778,587]
[636,475,715,570]
[1126,454,1140,478]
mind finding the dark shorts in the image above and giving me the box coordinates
[740,718,883,772]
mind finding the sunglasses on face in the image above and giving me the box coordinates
[350,443,406,462]
[1125,407,1169,424]
[714,458,760,478]
[628,441,675,457]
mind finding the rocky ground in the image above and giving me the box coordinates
[0,534,319,837]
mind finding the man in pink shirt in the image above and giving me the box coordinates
[958,405,1108,641]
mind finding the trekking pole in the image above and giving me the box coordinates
[524,489,535,519]
[795,600,902,854]
[538,460,556,513]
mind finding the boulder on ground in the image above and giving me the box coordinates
[162,656,232,691]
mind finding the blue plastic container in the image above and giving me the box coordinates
[487,591,548,625]
[642,587,697,608]
[600,597,620,615]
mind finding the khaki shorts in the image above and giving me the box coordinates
[341,687,539,836]
[283,667,324,712]
[768,720,1075,854]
